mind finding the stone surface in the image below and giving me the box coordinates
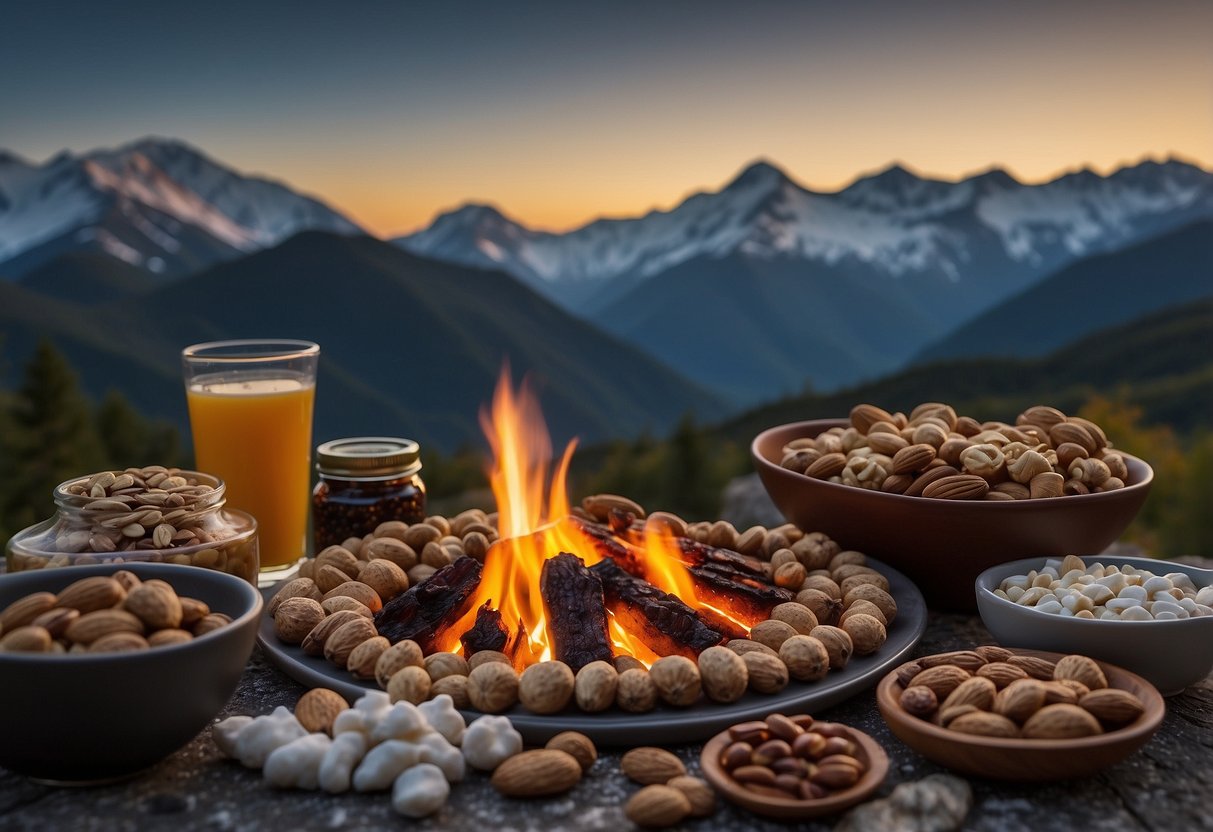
[1,613,1211,831]
[836,774,972,832]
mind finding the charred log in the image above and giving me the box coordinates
[590,559,731,658]
[539,552,613,671]
[460,603,510,656]
[375,557,482,651]
[676,538,769,579]
[567,517,646,575]
[688,563,793,624]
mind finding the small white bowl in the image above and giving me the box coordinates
[976,555,1213,695]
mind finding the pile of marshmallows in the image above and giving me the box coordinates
[213,692,519,818]
[995,556,1213,621]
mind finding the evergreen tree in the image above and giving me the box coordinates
[96,389,181,470]
[3,341,105,533]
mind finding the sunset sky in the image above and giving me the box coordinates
[3,0,1210,237]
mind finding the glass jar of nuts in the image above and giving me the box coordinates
[4,467,259,583]
[312,437,426,552]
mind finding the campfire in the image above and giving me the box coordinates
[376,370,793,671]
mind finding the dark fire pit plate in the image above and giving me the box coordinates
[258,556,926,746]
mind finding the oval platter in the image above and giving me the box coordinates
[257,555,926,746]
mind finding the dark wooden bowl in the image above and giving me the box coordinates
[876,648,1165,781]
[700,723,889,820]
[752,420,1153,612]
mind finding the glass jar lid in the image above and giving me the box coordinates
[316,437,422,478]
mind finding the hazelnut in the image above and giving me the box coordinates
[468,661,520,712]
[808,625,853,670]
[840,613,886,656]
[574,660,619,712]
[424,651,470,682]
[697,645,748,703]
[778,635,830,681]
[742,652,789,694]
[649,656,702,707]
[387,665,432,705]
[617,668,658,712]
[769,602,818,635]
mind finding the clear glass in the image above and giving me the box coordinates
[6,472,259,583]
[182,340,318,576]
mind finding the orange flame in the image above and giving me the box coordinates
[436,368,747,668]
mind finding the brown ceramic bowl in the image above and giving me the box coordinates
[0,562,261,783]
[876,648,1164,781]
[752,420,1153,611]
[700,723,889,819]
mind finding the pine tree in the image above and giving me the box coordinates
[3,341,105,532]
[96,389,181,470]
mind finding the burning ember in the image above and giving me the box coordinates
[383,370,792,671]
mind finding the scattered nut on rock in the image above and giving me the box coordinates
[545,731,597,773]
[621,746,687,784]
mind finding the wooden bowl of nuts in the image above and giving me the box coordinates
[0,562,262,783]
[875,647,1165,781]
[976,555,1213,695]
[700,714,888,819]
[752,406,1153,612]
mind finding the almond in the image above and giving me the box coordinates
[666,775,716,818]
[1079,689,1145,725]
[908,665,971,698]
[0,625,52,652]
[358,559,409,603]
[805,453,847,479]
[581,493,646,522]
[491,749,582,796]
[949,711,1020,738]
[973,645,1015,663]
[891,444,937,475]
[921,474,990,500]
[314,564,352,594]
[0,592,57,631]
[322,581,382,613]
[55,576,126,613]
[903,465,960,497]
[545,731,597,774]
[300,609,363,656]
[919,650,987,672]
[274,597,326,644]
[940,676,997,712]
[1008,655,1056,680]
[1049,422,1096,454]
[268,578,321,615]
[295,688,348,735]
[976,662,1029,689]
[621,747,686,785]
[124,583,183,630]
[31,607,80,639]
[347,635,390,680]
[322,616,377,666]
[1022,703,1103,738]
[1053,655,1107,691]
[65,609,145,645]
[147,629,193,647]
[994,679,1047,723]
[850,403,895,434]
[626,785,692,828]
[89,631,149,652]
[178,597,210,627]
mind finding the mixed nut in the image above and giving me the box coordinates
[6,466,258,582]
[994,555,1213,620]
[717,714,871,801]
[895,648,1146,738]
[781,403,1130,500]
[269,501,899,716]
[0,571,230,653]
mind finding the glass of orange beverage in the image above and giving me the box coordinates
[182,340,319,580]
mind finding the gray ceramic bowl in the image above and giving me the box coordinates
[0,562,261,783]
[976,555,1213,695]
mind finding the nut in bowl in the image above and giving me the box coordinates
[0,562,262,783]
[751,409,1153,611]
[699,714,888,819]
[876,648,1165,781]
[976,556,1213,695]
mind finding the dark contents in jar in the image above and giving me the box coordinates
[312,475,426,551]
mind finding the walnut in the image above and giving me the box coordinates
[649,656,701,707]
[518,661,575,714]
[467,662,520,713]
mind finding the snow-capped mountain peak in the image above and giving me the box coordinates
[396,156,1213,310]
[0,137,363,276]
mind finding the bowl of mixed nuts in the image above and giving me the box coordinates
[0,562,262,782]
[875,647,1164,780]
[751,403,1153,611]
[976,555,1213,695]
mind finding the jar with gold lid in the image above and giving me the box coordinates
[312,437,426,551]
